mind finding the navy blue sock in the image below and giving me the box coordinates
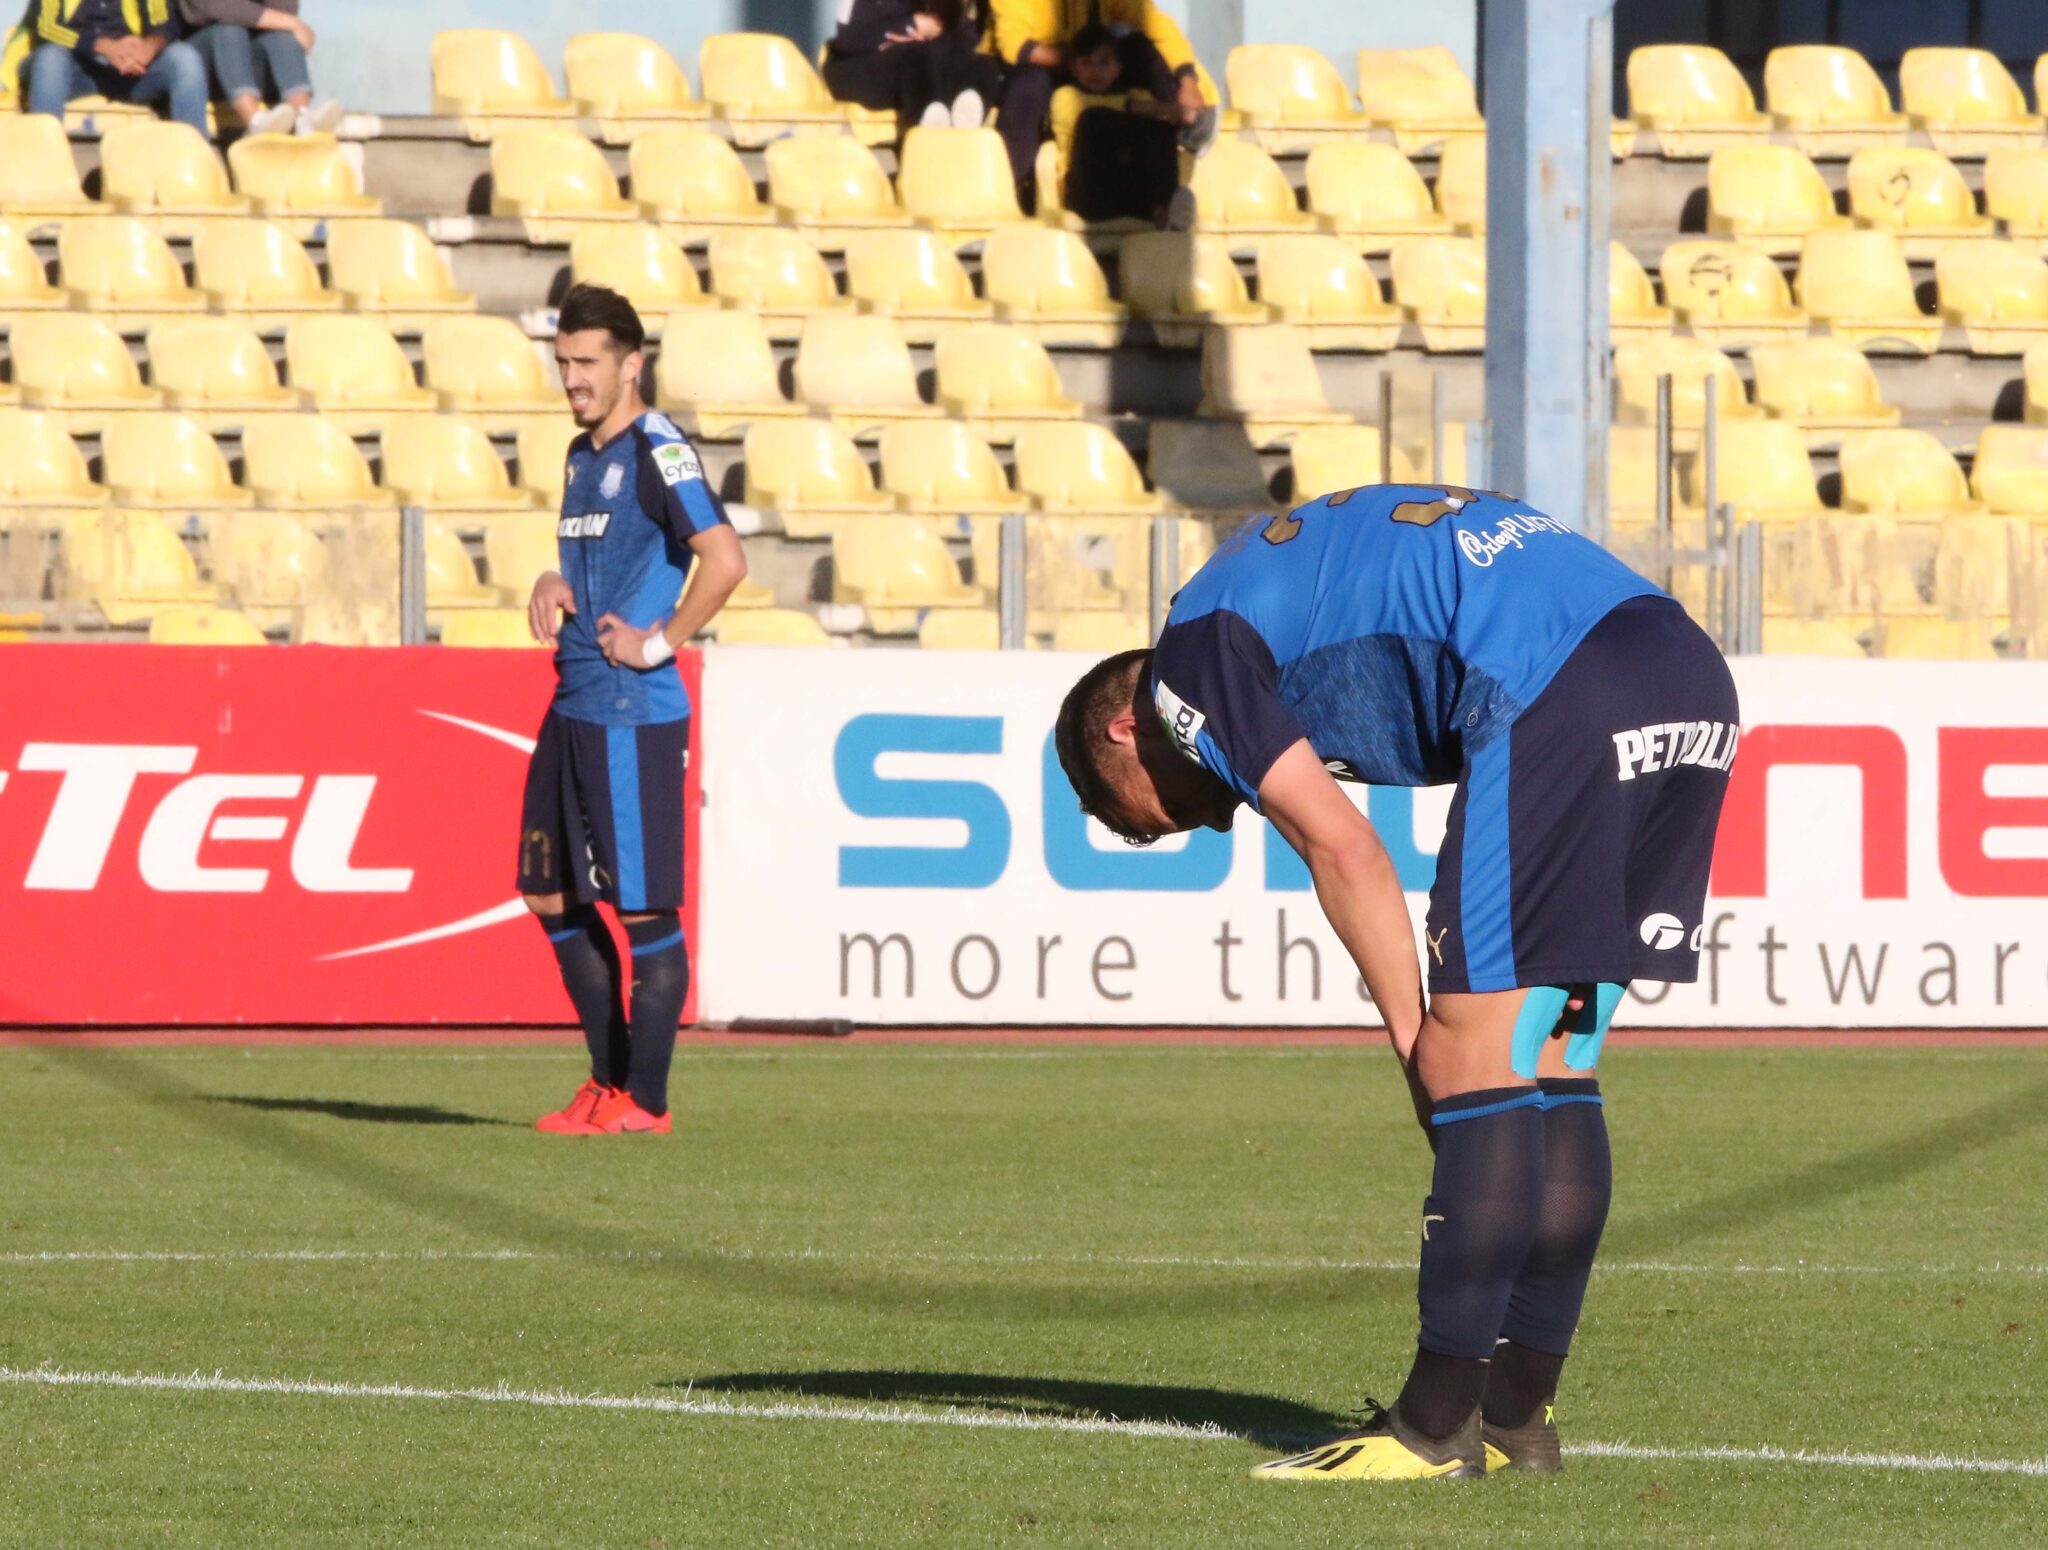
[623,913,690,1117]
[536,906,627,1088]
[1499,1077,1612,1359]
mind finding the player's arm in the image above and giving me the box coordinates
[658,525,747,649]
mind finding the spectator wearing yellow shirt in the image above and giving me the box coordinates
[1051,23,1191,227]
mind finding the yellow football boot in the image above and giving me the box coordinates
[1250,1401,1488,1481]
[1483,1402,1563,1473]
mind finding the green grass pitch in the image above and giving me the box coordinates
[2,1038,2044,1548]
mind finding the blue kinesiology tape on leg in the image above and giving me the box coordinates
[1564,981,1626,1070]
[1510,986,1572,1080]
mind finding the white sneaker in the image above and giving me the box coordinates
[918,100,951,130]
[249,103,296,135]
[949,88,985,129]
[297,100,345,135]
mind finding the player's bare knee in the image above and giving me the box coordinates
[523,892,566,916]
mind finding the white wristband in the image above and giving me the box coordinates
[639,631,675,669]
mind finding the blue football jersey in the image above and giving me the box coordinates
[552,410,728,726]
[1147,485,1663,805]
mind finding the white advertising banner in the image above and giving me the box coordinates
[699,648,2048,1028]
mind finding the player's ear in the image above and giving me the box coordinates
[1105,706,1142,748]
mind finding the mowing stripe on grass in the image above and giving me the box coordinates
[3,1364,2045,1478]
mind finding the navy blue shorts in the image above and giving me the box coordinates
[516,711,688,912]
[1425,597,1740,994]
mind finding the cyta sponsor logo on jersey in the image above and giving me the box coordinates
[653,440,702,487]
[1154,680,1207,762]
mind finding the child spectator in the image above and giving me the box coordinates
[177,0,343,135]
[1052,23,1191,227]
[823,0,1002,129]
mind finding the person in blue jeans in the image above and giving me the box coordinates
[19,0,209,135]
[176,0,340,134]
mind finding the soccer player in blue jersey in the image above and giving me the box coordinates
[519,283,747,1136]
[1054,484,1740,1479]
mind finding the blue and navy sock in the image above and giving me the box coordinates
[623,913,690,1117]
[536,905,628,1088]
[1397,1086,1547,1439]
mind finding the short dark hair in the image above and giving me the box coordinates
[1069,22,1120,59]
[557,282,645,356]
[1053,647,1153,843]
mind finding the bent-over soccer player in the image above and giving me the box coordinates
[519,284,747,1135]
[1055,484,1739,1478]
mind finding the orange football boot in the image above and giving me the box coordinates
[581,1087,672,1135]
[535,1078,613,1134]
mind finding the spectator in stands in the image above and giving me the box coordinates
[16,0,210,135]
[985,0,1214,211]
[177,0,342,135]
[1052,23,1191,227]
[822,0,1001,130]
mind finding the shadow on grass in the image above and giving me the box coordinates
[671,1368,1358,1449]
[204,1095,518,1127]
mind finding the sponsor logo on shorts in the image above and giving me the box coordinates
[1425,926,1449,966]
[558,512,611,539]
[653,439,703,488]
[599,462,625,499]
[1638,913,1707,952]
[1612,720,1740,781]
[1153,679,1206,764]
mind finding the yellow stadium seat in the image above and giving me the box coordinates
[832,515,982,628]
[565,32,709,143]
[441,608,545,647]
[0,114,110,227]
[896,127,1026,247]
[843,229,993,345]
[421,315,561,431]
[980,224,1125,347]
[1355,46,1483,155]
[1681,418,1825,517]
[706,226,854,342]
[724,577,776,610]
[964,512,1129,620]
[700,31,894,148]
[1609,242,1676,341]
[1658,239,1809,348]
[1053,610,1150,652]
[1188,139,1322,244]
[431,29,576,138]
[1255,234,1403,349]
[1971,423,2048,514]
[792,313,937,437]
[1797,230,1943,353]
[148,604,268,645]
[421,513,497,620]
[226,133,380,236]
[1762,617,1868,656]
[1874,615,2001,660]
[241,415,396,509]
[11,314,163,429]
[1839,428,1976,515]
[285,316,437,433]
[1936,241,2048,354]
[1625,45,1772,156]
[480,509,559,603]
[631,128,776,245]
[742,419,896,539]
[1291,423,1389,500]
[1120,230,1276,349]
[568,224,711,335]
[765,133,913,251]
[1434,135,1486,234]
[917,608,1003,650]
[382,416,534,519]
[1845,147,1992,258]
[1748,337,1902,441]
[0,409,106,507]
[102,412,248,509]
[1606,424,1676,523]
[1226,44,1369,154]
[1301,142,1450,254]
[147,318,299,429]
[60,509,216,625]
[1764,45,1911,155]
[932,322,1081,443]
[1196,323,1349,446]
[0,218,66,320]
[58,216,206,323]
[1705,145,1851,258]
[652,308,801,438]
[516,419,580,506]
[325,219,477,332]
[1014,422,1163,513]
[1983,148,2048,255]
[1143,418,1275,515]
[1612,336,1758,432]
[488,127,637,243]
[194,219,346,329]
[879,420,1027,515]
[98,120,250,237]
[1899,47,2043,156]
[715,607,833,645]
[205,509,325,626]
[1390,235,1486,351]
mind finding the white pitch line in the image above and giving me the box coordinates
[2,1364,2043,1478]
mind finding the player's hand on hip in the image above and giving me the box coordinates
[527,570,575,644]
[596,612,668,669]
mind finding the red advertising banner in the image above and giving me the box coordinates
[0,645,702,1025]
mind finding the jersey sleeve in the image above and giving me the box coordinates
[1147,609,1307,808]
[635,414,728,538]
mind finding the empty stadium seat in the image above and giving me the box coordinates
[1196,323,1349,446]
[1971,423,2048,514]
[1983,149,2048,253]
[742,419,896,539]
[489,126,637,243]
[195,219,346,328]
[98,120,251,236]
[1226,44,1369,154]
[1610,243,1676,341]
[1120,230,1275,349]
[58,216,206,322]
[0,409,106,507]
[706,226,854,341]
[1899,47,2043,156]
[653,308,802,437]
[701,32,894,148]
[421,315,561,431]
[1705,145,1851,257]
[715,607,832,645]
[1146,418,1278,514]
[226,133,381,235]
[568,224,711,333]
[148,604,268,646]
[0,113,110,225]
[1764,45,1910,154]
[1053,611,1150,652]
[1625,45,1772,156]
[1390,236,1486,351]
[325,219,478,331]
[1613,336,1758,431]
[1936,241,2048,354]
[843,229,993,344]
[60,509,216,625]
[1839,428,1976,515]
[1013,422,1163,513]
[11,314,163,429]
[102,412,248,509]
[832,515,982,628]
[1658,239,1809,347]
[1188,139,1322,243]
[1748,337,1902,440]
[896,127,1025,246]
[431,29,577,137]
[564,32,709,142]
[207,510,328,627]
[0,218,67,319]
[147,318,300,428]
[980,225,1125,346]
[1761,617,1868,656]
[480,510,559,602]
[516,419,580,506]
[1434,135,1487,234]
[1291,423,1388,500]
[1606,423,1674,523]
[419,514,498,620]
[965,512,1131,620]
[1301,142,1451,254]
[286,316,437,432]
[917,608,1003,650]
[1355,46,1483,154]
[441,608,546,648]
[1845,147,1992,258]
[932,322,1081,442]
[1681,418,1825,518]
[1255,235,1403,349]
[1796,230,1943,352]
[241,415,395,508]
[878,420,1027,514]
[631,128,776,244]
[792,313,939,436]
[765,133,912,250]
[382,416,535,518]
